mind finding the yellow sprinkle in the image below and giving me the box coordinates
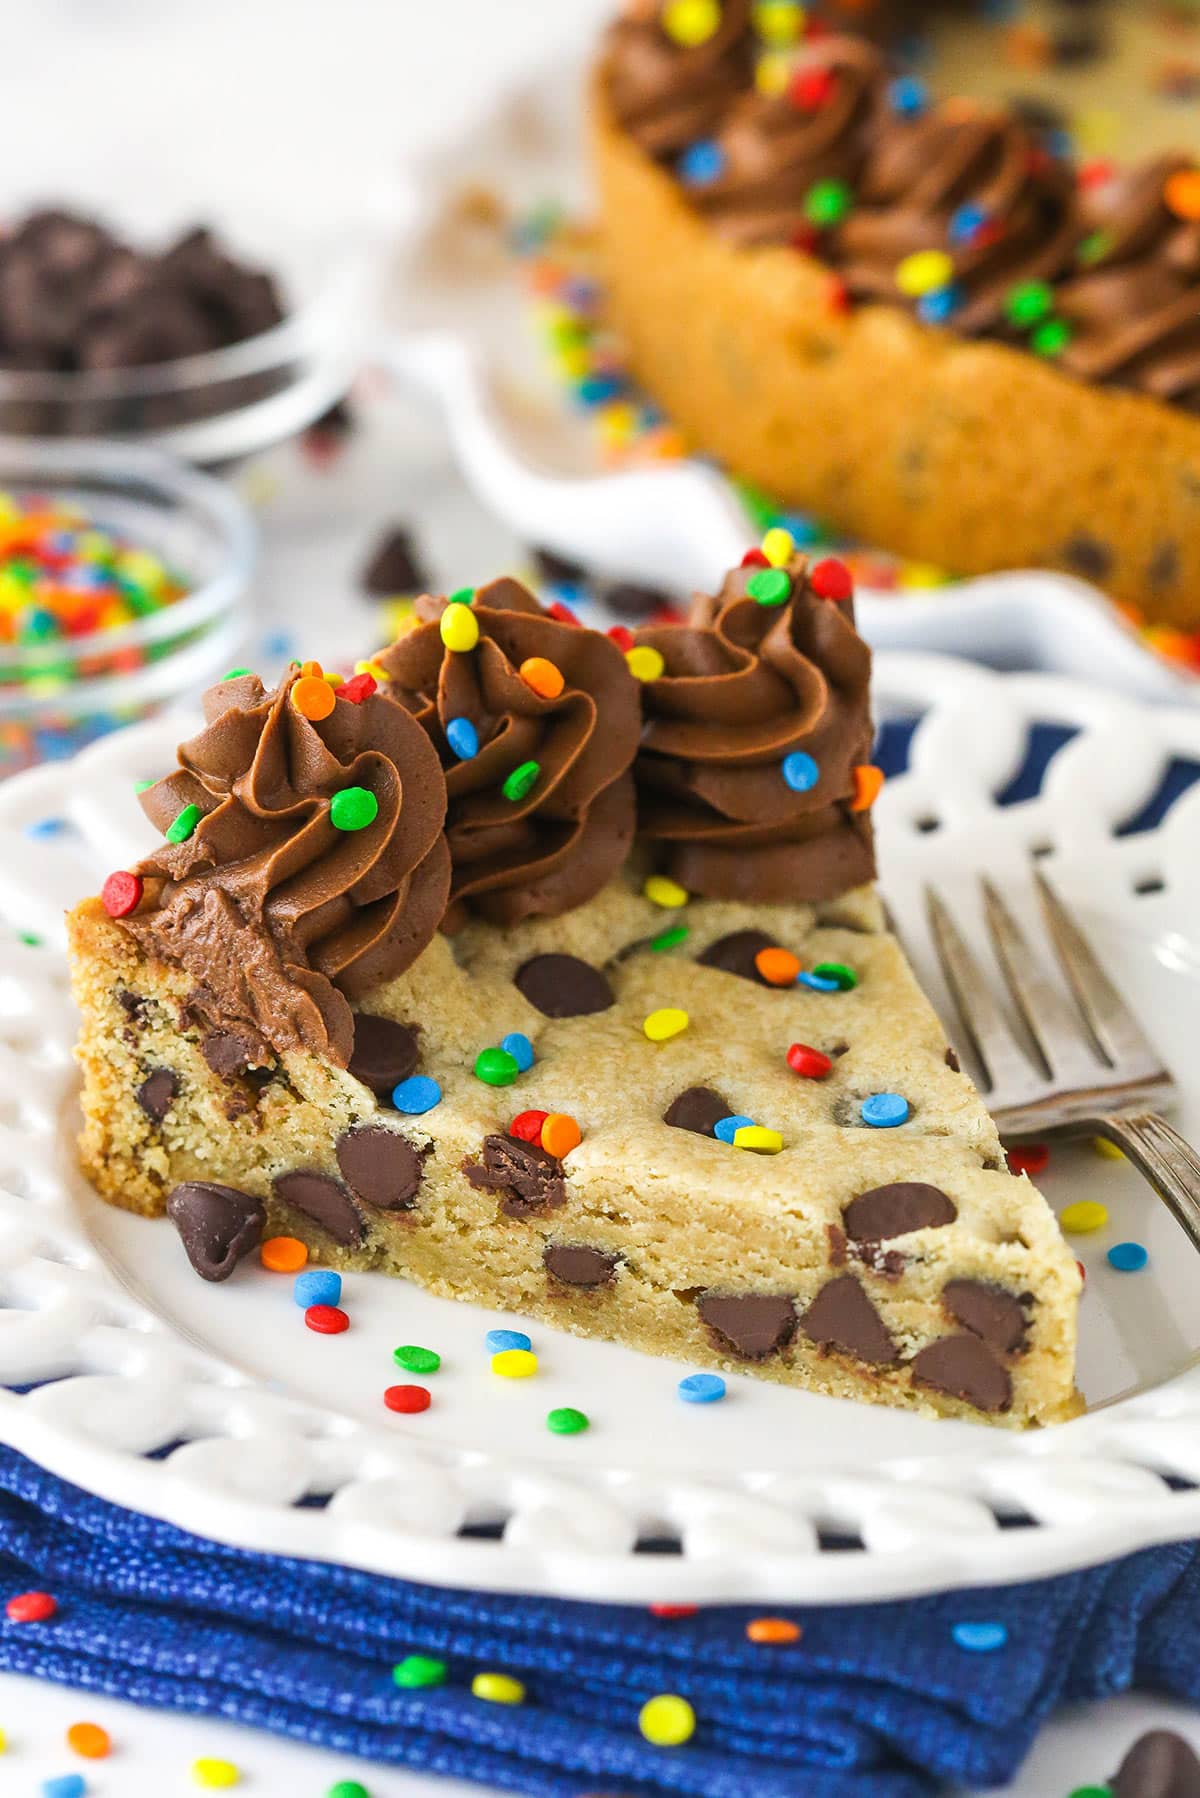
[356,659,389,680]
[1074,108,1120,155]
[597,400,639,447]
[323,669,344,687]
[733,1125,783,1154]
[1060,1200,1108,1236]
[440,604,480,652]
[626,645,665,683]
[643,875,689,908]
[639,1693,696,1746]
[753,0,805,45]
[472,1672,526,1704]
[761,526,795,568]
[556,346,593,381]
[192,1759,240,1788]
[644,1007,689,1042]
[755,49,792,95]
[896,249,955,297]
[897,561,951,590]
[491,1348,538,1379]
[0,1725,6,1751]
[662,0,721,47]
[1093,1137,1125,1161]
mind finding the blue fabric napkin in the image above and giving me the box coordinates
[0,1447,1196,1796]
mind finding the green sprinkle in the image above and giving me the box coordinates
[447,586,475,606]
[1004,280,1054,328]
[18,930,42,947]
[1031,317,1073,358]
[651,924,690,952]
[812,960,857,990]
[502,760,540,802]
[166,803,202,844]
[330,786,380,832]
[393,1655,447,1689]
[134,779,154,794]
[1066,1789,1113,1798]
[393,1344,441,1375]
[326,1783,371,1798]
[222,666,252,680]
[547,1406,589,1435]
[1077,230,1113,266]
[746,568,791,607]
[475,1046,520,1086]
[804,178,852,227]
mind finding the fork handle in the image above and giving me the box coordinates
[1096,1111,1200,1256]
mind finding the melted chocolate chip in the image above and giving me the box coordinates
[842,1182,957,1242]
[117,988,147,1026]
[944,1046,961,1073]
[272,1170,366,1246]
[697,1291,797,1359]
[1149,542,1181,592]
[543,1243,619,1287]
[465,1134,566,1218]
[532,544,586,586]
[943,1280,1028,1356]
[802,1275,898,1366]
[604,580,670,619]
[697,930,780,985]
[826,1224,847,1267]
[910,1335,1012,1414]
[201,1030,262,1081]
[1062,532,1113,582]
[663,1086,730,1137]
[166,1181,264,1282]
[336,1127,424,1211]
[348,1014,419,1099]
[514,954,614,1018]
[135,1068,178,1124]
[1113,1730,1200,1798]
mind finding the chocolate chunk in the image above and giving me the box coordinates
[1113,1730,1200,1798]
[910,1335,1012,1414]
[135,1068,178,1124]
[348,1013,419,1099]
[1062,533,1113,582]
[336,1127,423,1211]
[843,1182,957,1241]
[166,1181,265,1282]
[514,954,614,1018]
[361,526,427,596]
[697,1291,796,1359]
[663,1086,730,1137]
[944,1046,961,1073]
[827,1224,847,1267]
[943,1280,1028,1356]
[544,1243,619,1287]
[272,1170,366,1246]
[465,1134,566,1218]
[1149,542,1181,591]
[697,930,780,985]
[802,1275,898,1366]
[533,544,586,586]
[117,988,147,1025]
[603,581,670,619]
[200,1030,264,1081]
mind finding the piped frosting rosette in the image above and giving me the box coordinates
[604,0,754,160]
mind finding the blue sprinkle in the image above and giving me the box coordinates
[714,1114,755,1144]
[860,1092,909,1129]
[948,202,988,244]
[779,511,821,547]
[262,628,297,659]
[294,1269,342,1309]
[796,970,840,992]
[392,1075,442,1115]
[446,716,479,761]
[24,816,69,838]
[678,140,726,187]
[917,285,963,324]
[486,1328,532,1354]
[952,1621,1008,1653]
[888,74,928,117]
[1107,1241,1148,1273]
[1045,129,1073,159]
[42,1778,87,1798]
[576,373,624,408]
[501,1031,535,1072]
[678,1372,726,1405]
[782,751,819,793]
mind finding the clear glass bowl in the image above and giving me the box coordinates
[0,439,255,776]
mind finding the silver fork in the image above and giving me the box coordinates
[925,872,1200,1255]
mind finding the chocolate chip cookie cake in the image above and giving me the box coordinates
[68,547,1081,1426]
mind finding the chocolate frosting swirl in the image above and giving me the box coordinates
[378,578,640,927]
[634,556,876,901]
[604,0,754,160]
[122,671,450,1069]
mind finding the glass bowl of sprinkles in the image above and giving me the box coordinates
[0,438,255,777]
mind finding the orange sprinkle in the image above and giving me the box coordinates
[67,1721,112,1758]
[541,1113,582,1158]
[300,659,324,678]
[746,1617,802,1645]
[292,675,336,721]
[261,1236,308,1273]
[754,946,801,987]
[851,764,884,812]
[1164,169,1200,221]
[520,656,565,700]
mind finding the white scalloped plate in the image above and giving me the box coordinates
[1,654,1200,1604]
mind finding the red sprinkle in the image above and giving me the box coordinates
[741,548,770,568]
[787,1043,833,1080]
[824,276,851,316]
[649,1603,698,1619]
[510,1109,550,1144]
[810,558,853,602]
[7,1590,56,1623]
[1007,1144,1050,1177]
[1077,1260,1087,1287]
[789,66,835,111]
[305,1304,349,1335]
[385,1384,431,1414]
[790,224,819,255]
[607,624,635,651]
[339,672,377,704]
[545,601,581,627]
[1078,157,1116,191]
[101,870,144,919]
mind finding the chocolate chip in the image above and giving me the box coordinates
[361,526,428,596]
[1149,542,1181,591]
[336,1127,423,1211]
[272,1170,366,1246]
[1113,1730,1200,1798]
[910,1335,1012,1414]
[802,1275,898,1365]
[117,988,147,1025]
[348,1013,419,1099]
[944,1046,961,1073]
[465,1134,566,1217]
[514,954,614,1018]
[697,1291,797,1359]
[135,1068,178,1124]
[842,1182,957,1241]
[943,1280,1028,1356]
[1062,533,1113,582]
[544,1243,619,1287]
[603,580,670,619]
[533,544,587,586]
[166,1181,264,1282]
[827,1224,847,1267]
[663,1086,730,1137]
[200,1030,261,1080]
[697,930,780,984]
